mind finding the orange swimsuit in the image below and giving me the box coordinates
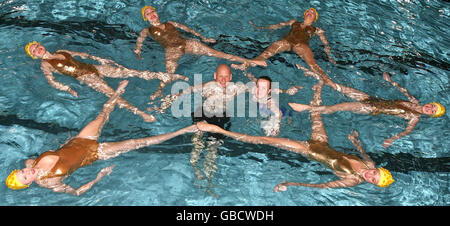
[32,138,99,179]
[283,22,316,46]
[148,22,186,50]
[45,51,100,78]
[307,140,366,176]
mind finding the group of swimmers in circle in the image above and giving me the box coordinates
[5,6,445,195]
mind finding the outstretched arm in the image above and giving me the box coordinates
[273,177,361,191]
[347,130,375,168]
[58,49,120,66]
[249,19,296,30]
[41,61,78,97]
[382,72,419,104]
[315,28,336,64]
[47,165,114,196]
[274,86,304,96]
[382,117,420,148]
[134,28,150,58]
[168,21,216,43]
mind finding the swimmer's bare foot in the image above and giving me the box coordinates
[273,183,288,192]
[171,73,189,82]
[382,72,392,83]
[149,89,163,101]
[347,130,361,147]
[231,62,248,71]
[249,59,267,67]
[115,80,129,95]
[289,103,310,113]
[141,113,156,122]
[296,64,318,78]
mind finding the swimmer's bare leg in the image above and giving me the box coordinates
[77,80,128,140]
[295,64,371,102]
[95,64,187,82]
[78,74,156,122]
[289,102,369,114]
[185,40,267,69]
[97,125,197,160]
[145,48,185,101]
[232,39,290,70]
[203,138,220,182]
[288,103,311,113]
[203,137,220,198]
[293,44,336,89]
[309,80,329,143]
[191,131,205,180]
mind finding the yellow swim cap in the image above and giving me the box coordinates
[25,41,41,59]
[5,170,30,190]
[430,102,445,118]
[141,6,156,21]
[304,8,319,22]
[377,167,394,188]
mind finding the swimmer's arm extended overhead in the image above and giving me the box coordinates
[41,61,78,97]
[249,19,296,30]
[382,72,419,104]
[134,28,150,58]
[347,131,376,168]
[274,86,304,96]
[382,117,419,148]
[274,177,361,190]
[167,21,216,43]
[58,49,121,66]
[315,28,336,64]
[46,165,114,196]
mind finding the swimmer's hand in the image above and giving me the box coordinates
[98,58,116,66]
[196,121,220,133]
[202,37,216,43]
[97,164,115,180]
[249,21,262,29]
[182,124,199,133]
[66,87,78,97]
[273,183,288,192]
[382,138,394,148]
[324,46,336,65]
[133,48,142,59]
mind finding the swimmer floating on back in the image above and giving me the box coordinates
[5,80,198,195]
[232,8,336,86]
[197,80,395,190]
[293,65,446,148]
[134,6,267,100]
[25,41,188,122]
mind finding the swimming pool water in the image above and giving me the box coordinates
[0,0,449,206]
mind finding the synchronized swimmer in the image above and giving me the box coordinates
[5,6,446,195]
[135,6,267,100]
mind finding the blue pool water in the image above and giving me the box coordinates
[0,0,449,206]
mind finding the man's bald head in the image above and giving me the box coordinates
[216,64,231,74]
[214,64,232,88]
